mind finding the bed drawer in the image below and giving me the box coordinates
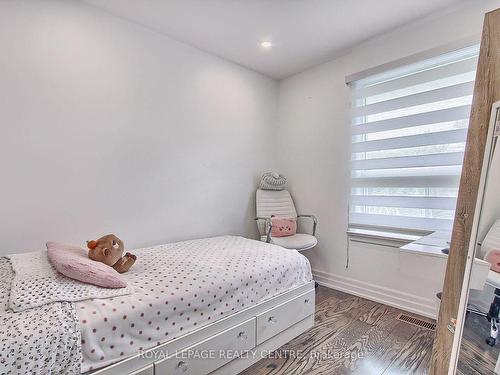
[256,289,315,345]
[154,318,256,375]
[129,364,154,375]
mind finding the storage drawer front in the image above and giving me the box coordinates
[154,318,256,375]
[256,289,315,344]
[129,364,154,375]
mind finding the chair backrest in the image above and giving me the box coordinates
[256,189,297,235]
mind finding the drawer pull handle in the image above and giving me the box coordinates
[304,298,310,303]
[176,361,188,373]
[238,331,248,340]
[268,316,277,324]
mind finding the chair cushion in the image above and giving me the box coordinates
[486,249,500,273]
[261,234,317,251]
[487,269,500,288]
[271,217,297,237]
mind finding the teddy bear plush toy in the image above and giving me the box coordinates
[87,234,136,273]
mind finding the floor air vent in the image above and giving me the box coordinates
[397,313,436,331]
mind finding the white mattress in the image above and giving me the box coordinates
[76,236,312,372]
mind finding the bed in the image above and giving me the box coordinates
[0,235,314,375]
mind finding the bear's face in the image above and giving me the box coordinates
[87,234,124,266]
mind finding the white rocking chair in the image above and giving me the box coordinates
[255,189,317,252]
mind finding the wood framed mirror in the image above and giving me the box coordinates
[430,7,500,375]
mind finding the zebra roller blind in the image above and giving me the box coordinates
[349,45,479,233]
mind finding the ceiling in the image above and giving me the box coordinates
[84,0,466,80]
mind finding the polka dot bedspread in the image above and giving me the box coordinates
[0,257,81,375]
[7,251,133,312]
[77,236,312,373]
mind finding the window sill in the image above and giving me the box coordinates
[399,244,448,259]
[347,227,421,246]
[348,227,451,259]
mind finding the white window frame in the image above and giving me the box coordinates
[346,37,481,238]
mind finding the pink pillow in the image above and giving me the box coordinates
[271,217,297,237]
[486,249,500,273]
[46,242,127,288]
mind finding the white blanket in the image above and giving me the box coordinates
[78,236,312,373]
[0,258,81,375]
[0,236,312,374]
[7,251,133,312]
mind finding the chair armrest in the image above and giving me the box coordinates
[297,214,317,236]
[255,217,273,243]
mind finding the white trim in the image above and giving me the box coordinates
[347,234,411,248]
[345,34,480,84]
[449,101,500,375]
[495,354,500,375]
[347,227,421,244]
[399,245,448,259]
[312,269,437,319]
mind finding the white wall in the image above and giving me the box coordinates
[0,0,277,254]
[478,140,500,242]
[3,0,500,317]
[276,0,500,317]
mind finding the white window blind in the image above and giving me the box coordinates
[349,45,479,234]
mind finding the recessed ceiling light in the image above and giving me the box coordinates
[260,41,273,49]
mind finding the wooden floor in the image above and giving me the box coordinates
[240,286,435,375]
[457,312,500,375]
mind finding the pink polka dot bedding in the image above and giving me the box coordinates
[77,236,312,372]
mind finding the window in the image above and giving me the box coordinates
[349,45,479,234]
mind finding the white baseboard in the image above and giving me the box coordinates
[312,269,437,319]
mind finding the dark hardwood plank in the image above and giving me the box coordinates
[357,302,399,326]
[277,319,374,375]
[413,344,432,375]
[456,367,482,375]
[324,318,396,374]
[352,321,419,375]
[382,328,435,375]
[242,286,498,375]
[458,341,496,375]
[461,313,499,361]
[242,304,375,374]
[240,286,436,375]
[458,312,500,375]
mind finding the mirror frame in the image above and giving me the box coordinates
[430,8,500,375]
[450,102,500,372]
